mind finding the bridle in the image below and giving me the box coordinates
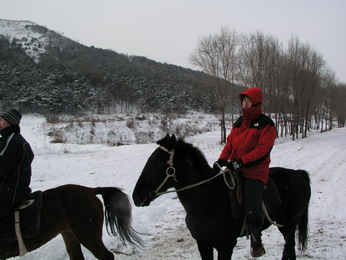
[151,145,177,197]
[151,145,236,198]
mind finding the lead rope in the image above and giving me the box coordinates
[156,170,225,196]
[14,211,28,256]
[262,201,283,227]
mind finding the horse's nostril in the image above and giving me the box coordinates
[133,195,147,207]
[132,195,139,205]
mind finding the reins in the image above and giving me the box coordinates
[153,146,235,197]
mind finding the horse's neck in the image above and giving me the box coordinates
[175,166,229,216]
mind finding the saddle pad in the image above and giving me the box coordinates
[263,178,282,213]
[0,191,43,241]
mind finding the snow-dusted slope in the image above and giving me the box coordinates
[0,19,49,62]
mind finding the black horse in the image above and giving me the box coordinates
[133,134,311,260]
[0,184,142,260]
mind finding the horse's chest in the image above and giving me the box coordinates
[185,214,233,242]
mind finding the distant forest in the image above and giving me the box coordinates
[0,29,226,115]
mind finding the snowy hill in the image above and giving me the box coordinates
[0,19,219,115]
[8,114,346,259]
[0,19,51,62]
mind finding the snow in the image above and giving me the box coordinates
[8,114,346,259]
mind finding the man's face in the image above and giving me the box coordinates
[242,96,252,110]
[0,118,11,130]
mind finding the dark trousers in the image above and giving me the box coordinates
[0,202,12,220]
[0,193,13,220]
[242,177,266,241]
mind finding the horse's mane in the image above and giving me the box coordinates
[176,138,211,170]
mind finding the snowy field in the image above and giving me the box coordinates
[9,114,346,260]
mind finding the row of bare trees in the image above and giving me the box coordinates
[190,27,345,143]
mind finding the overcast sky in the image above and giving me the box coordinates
[1,0,346,83]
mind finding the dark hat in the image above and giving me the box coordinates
[0,109,22,125]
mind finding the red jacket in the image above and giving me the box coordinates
[219,87,276,183]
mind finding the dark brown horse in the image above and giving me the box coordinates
[132,134,311,260]
[0,184,142,260]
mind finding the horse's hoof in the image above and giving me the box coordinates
[251,241,266,257]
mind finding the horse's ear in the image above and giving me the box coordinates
[166,134,176,150]
[171,134,177,142]
[164,133,171,141]
[157,134,171,145]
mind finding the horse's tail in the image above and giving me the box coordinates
[94,187,143,247]
[296,169,311,251]
[298,204,309,251]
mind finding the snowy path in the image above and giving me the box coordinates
[12,118,346,259]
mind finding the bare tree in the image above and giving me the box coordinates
[284,37,329,138]
[239,33,282,104]
[238,31,284,139]
[191,27,342,141]
[330,83,346,127]
[190,27,240,143]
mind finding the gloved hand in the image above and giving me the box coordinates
[213,159,227,172]
[226,160,243,172]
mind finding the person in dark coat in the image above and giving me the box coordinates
[0,109,34,220]
[214,87,276,258]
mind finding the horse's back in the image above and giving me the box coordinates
[270,166,309,181]
[42,184,103,218]
[269,167,311,213]
[44,184,95,196]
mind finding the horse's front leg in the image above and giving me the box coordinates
[197,241,214,260]
[215,240,236,260]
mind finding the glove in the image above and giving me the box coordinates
[213,159,227,172]
[226,160,243,172]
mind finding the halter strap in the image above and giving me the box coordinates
[158,146,174,167]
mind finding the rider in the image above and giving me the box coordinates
[0,109,34,221]
[213,87,276,257]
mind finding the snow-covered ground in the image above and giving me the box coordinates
[9,114,346,259]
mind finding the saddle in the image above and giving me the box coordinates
[0,190,43,242]
[225,171,282,220]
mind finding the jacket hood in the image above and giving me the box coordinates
[239,87,263,105]
[239,87,263,120]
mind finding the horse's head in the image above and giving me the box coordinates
[133,134,178,207]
